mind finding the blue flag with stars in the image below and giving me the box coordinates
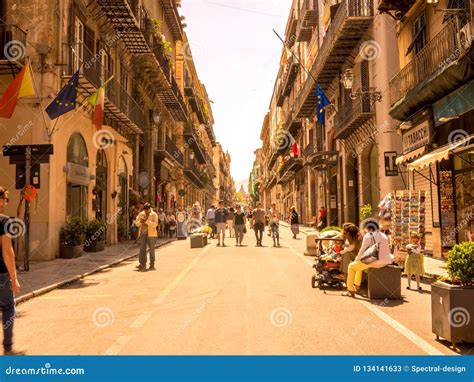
[45,70,79,120]
[316,84,329,125]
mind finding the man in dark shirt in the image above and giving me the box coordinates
[0,186,24,355]
[214,201,229,247]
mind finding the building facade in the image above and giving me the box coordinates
[0,0,228,261]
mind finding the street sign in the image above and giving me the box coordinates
[2,144,54,156]
[384,151,398,177]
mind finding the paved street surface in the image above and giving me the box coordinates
[15,226,470,356]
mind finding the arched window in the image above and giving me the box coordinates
[66,133,89,219]
[67,133,89,166]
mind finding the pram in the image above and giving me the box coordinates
[311,231,345,292]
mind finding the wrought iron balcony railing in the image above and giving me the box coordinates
[156,134,184,166]
[389,19,468,107]
[185,158,203,188]
[0,24,27,64]
[334,92,375,139]
[63,43,145,134]
[183,123,206,164]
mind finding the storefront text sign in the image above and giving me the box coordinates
[384,152,398,177]
[403,121,430,154]
[66,162,91,186]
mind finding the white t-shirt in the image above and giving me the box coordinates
[356,231,393,267]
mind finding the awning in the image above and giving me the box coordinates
[407,134,474,171]
[395,146,426,165]
[433,80,474,127]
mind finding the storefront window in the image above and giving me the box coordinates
[66,133,89,219]
[453,149,474,242]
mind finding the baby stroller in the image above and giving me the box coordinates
[311,231,345,292]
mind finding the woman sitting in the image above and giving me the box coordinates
[337,223,362,281]
[342,219,393,297]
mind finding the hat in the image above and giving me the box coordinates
[362,218,379,231]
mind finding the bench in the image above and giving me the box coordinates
[367,265,402,300]
[190,234,208,248]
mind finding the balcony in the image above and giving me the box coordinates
[0,24,27,74]
[297,0,318,42]
[281,58,300,98]
[389,19,474,120]
[156,134,184,167]
[161,0,184,41]
[277,157,303,184]
[334,92,375,139]
[95,0,150,54]
[286,112,303,136]
[292,0,373,119]
[183,123,206,164]
[62,43,145,136]
[185,159,203,188]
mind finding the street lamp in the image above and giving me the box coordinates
[341,68,382,103]
[152,110,161,125]
[189,151,195,160]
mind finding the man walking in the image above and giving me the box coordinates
[0,186,25,355]
[251,202,266,247]
[206,205,216,239]
[215,201,229,247]
[134,203,158,271]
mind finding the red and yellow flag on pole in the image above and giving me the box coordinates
[0,63,36,118]
[88,76,113,130]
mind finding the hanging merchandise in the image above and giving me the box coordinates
[439,170,456,247]
[391,190,426,249]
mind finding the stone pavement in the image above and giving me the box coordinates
[280,222,448,279]
[15,238,174,304]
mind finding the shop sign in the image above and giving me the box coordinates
[66,162,90,186]
[384,151,398,177]
[403,121,430,154]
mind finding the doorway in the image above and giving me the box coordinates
[95,150,108,221]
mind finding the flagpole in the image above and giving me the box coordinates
[272,29,318,85]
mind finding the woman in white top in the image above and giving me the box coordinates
[342,219,393,297]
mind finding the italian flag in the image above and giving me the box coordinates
[88,76,113,130]
[0,63,36,118]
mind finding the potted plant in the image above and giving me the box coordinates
[84,219,106,253]
[59,217,86,258]
[359,204,372,221]
[431,241,474,348]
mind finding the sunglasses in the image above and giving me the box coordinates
[0,197,8,203]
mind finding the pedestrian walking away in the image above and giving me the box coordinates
[233,205,247,246]
[0,186,25,355]
[227,207,235,238]
[289,206,300,239]
[157,208,166,238]
[251,202,266,247]
[134,203,158,271]
[215,201,229,247]
[168,212,177,238]
[206,205,216,239]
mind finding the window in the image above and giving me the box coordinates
[67,133,89,166]
[66,133,89,219]
[73,17,84,71]
[407,13,427,55]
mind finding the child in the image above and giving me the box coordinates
[405,232,424,291]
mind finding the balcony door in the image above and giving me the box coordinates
[73,18,84,71]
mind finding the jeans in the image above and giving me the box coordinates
[235,225,245,244]
[270,224,279,241]
[254,222,264,244]
[0,273,15,351]
[139,234,156,268]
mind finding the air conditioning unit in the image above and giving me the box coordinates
[457,24,472,50]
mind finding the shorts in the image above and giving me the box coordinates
[216,223,226,235]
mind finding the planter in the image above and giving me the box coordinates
[60,244,83,259]
[84,240,105,253]
[431,281,474,347]
[190,234,207,248]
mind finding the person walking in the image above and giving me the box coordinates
[227,207,235,238]
[168,212,177,238]
[233,205,247,246]
[214,201,229,247]
[269,203,281,247]
[0,187,25,355]
[206,205,216,239]
[317,206,328,230]
[251,202,266,247]
[157,208,166,238]
[289,206,300,239]
[342,219,393,297]
[134,203,158,271]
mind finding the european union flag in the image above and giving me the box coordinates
[45,70,79,120]
[316,84,329,125]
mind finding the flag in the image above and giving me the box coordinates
[316,84,329,125]
[45,70,79,119]
[291,142,299,157]
[88,76,113,130]
[0,64,36,118]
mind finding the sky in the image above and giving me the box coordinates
[181,0,292,188]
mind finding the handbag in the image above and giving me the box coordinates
[360,233,380,265]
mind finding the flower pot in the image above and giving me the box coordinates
[84,240,105,253]
[60,244,83,259]
[431,281,474,347]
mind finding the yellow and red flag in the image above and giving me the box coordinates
[88,76,113,130]
[0,64,36,118]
